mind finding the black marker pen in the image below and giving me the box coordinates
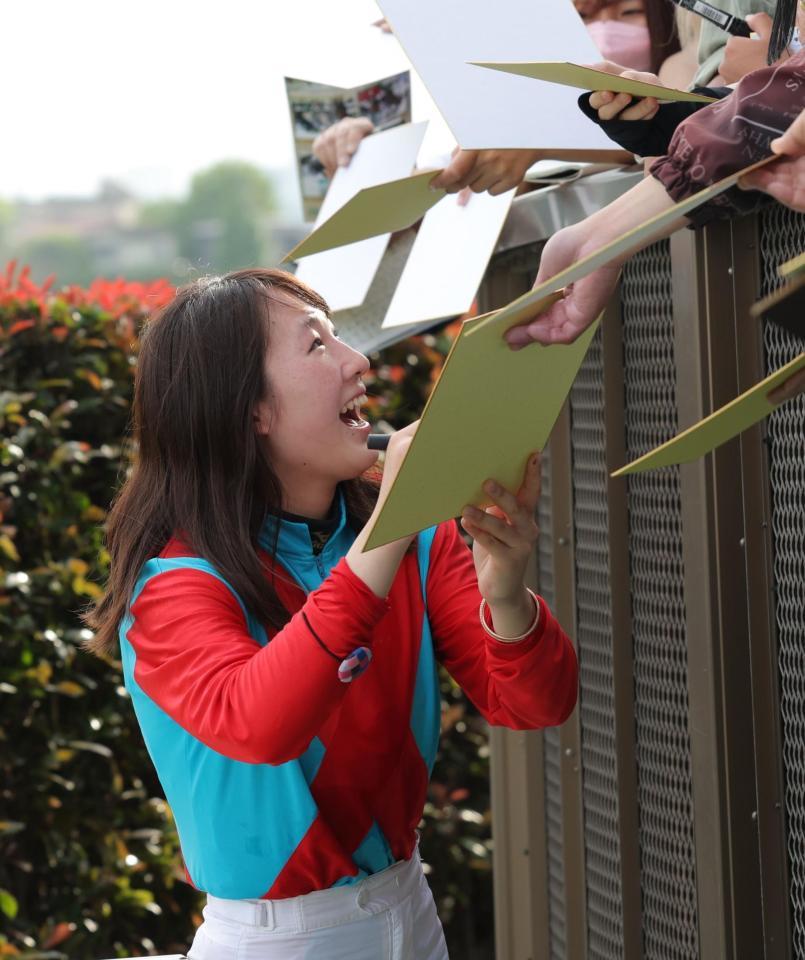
[368,434,392,451]
[669,0,752,36]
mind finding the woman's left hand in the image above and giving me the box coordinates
[460,453,541,608]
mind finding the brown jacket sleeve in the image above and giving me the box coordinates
[650,51,805,226]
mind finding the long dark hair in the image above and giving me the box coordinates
[768,0,797,63]
[644,0,680,74]
[84,268,379,657]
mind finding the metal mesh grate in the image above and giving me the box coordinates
[538,445,567,960]
[544,727,566,960]
[759,205,805,958]
[569,328,625,959]
[621,241,699,960]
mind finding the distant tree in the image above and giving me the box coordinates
[18,234,94,287]
[174,161,276,274]
[138,198,182,231]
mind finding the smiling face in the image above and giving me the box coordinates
[254,292,379,516]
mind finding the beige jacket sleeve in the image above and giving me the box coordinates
[693,0,777,85]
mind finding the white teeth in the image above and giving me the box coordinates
[340,393,366,417]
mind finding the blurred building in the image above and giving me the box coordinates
[3,176,307,285]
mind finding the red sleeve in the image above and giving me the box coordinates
[424,522,578,729]
[126,557,389,765]
[649,52,805,226]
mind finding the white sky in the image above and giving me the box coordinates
[2,0,428,205]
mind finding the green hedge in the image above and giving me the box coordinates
[0,264,493,959]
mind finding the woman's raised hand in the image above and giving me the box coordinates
[345,422,420,597]
[375,421,419,510]
[460,454,541,627]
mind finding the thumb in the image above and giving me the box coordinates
[771,113,805,155]
[589,60,625,75]
[746,11,773,37]
[517,452,542,512]
[429,151,478,189]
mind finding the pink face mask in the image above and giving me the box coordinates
[586,19,652,73]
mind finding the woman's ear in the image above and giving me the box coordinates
[253,400,272,437]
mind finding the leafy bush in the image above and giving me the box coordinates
[0,264,491,958]
[0,264,195,959]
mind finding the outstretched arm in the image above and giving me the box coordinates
[505,175,686,349]
[505,51,805,348]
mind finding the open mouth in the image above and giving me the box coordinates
[339,394,368,428]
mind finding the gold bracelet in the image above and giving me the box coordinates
[479,589,541,643]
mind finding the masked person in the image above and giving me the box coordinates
[503,40,805,351]
[85,269,578,960]
[576,0,679,72]
[429,0,680,196]
[578,0,804,149]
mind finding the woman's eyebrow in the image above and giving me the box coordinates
[303,310,336,334]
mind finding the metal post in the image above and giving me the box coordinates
[600,291,643,960]
[730,213,792,960]
[549,401,588,960]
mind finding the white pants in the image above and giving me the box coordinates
[186,848,449,960]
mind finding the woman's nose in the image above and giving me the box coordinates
[342,341,370,379]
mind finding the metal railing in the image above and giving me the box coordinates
[482,174,805,960]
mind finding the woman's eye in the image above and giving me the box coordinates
[308,336,325,353]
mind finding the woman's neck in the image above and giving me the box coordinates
[280,482,339,521]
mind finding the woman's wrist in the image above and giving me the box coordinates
[345,511,413,599]
[484,588,539,642]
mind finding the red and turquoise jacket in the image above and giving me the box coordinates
[120,495,577,901]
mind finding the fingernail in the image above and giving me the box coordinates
[530,453,540,467]
[463,505,481,519]
[485,480,501,495]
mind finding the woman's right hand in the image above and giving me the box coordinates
[375,420,419,510]
[588,60,663,121]
[345,421,420,596]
